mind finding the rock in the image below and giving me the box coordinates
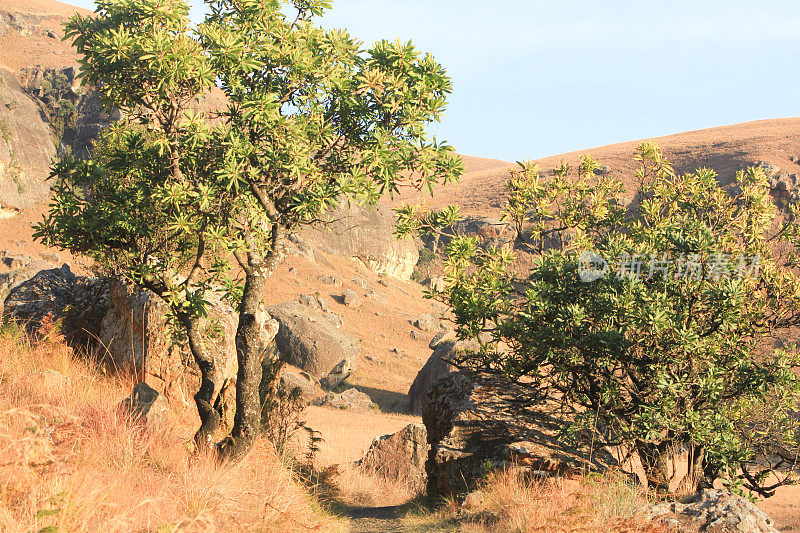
[352,277,369,289]
[3,265,110,346]
[426,216,515,250]
[756,161,781,177]
[286,233,315,262]
[413,314,436,331]
[340,288,361,308]
[646,489,778,532]
[268,302,360,378]
[322,311,343,329]
[299,293,329,312]
[410,330,420,340]
[280,371,321,403]
[0,69,57,209]
[39,253,60,264]
[429,327,457,349]
[301,201,419,281]
[2,253,29,269]
[316,387,374,412]
[354,423,429,493]
[100,281,239,401]
[318,275,342,287]
[408,340,470,415]
[320,358,353,389]
[118,382,169,425]
[423,370,617,497]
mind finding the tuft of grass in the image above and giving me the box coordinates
[403,468,665,533]
[0,323,342,532]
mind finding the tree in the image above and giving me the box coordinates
[398,144,800,496]
[35,0,462,461]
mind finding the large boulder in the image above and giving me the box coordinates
[354,423,429,493]
[100,281,238,400]
[3,264,110,345]
[300,201,419,281]
[423,370,617,497]
[268,302,360,378]
[646,489,779,532]
[407,339,467,415]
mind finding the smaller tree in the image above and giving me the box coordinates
[399,143,800,496]
[36,0,462,461]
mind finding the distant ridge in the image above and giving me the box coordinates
[391,118,800,216]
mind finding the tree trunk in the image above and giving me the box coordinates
[217,271,272,462]
[635,440,704,495]
[182,315,221,450]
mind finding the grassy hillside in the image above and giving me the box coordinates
[0,322,343,532]
[391,118,800,216]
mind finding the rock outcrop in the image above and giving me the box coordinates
[407,339,465,415]
[423,370,617,497]
[301,201,419,281]
[279,370,321,403]
[316,387,374,412]
[320,358,353,390]
[0,69,58,208]
[354,423,429,493]
[268,302,360,378]
[3,264,109,345]
[100,281,238,400]
[646,489,779,532]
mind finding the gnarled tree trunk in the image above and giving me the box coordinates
[181,315,221,450]
[636,439,704,495]
[217,271,279,461]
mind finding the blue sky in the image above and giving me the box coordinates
[62,0,800,161]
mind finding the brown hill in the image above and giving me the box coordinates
[392,118,800,216]
[0,0,88,72]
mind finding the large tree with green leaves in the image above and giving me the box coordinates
[35,0,461,461]
[398,144,800,496]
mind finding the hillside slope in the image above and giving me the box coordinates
[392,118,800,216]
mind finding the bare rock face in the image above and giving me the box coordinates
[268,302,360,378]
[0,69,57,209]
[423,370,617,497]
[300,201,419,281]
[100,281,238,400]
[354,423,429,493]
[3,264,110,345]
[646,489,778,532]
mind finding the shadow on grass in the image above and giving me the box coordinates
[328,382,411,414]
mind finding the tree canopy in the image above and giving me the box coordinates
[399,144,800,496]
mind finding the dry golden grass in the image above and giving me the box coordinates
[403,469,665,533]
[302,405,420,466]
[321,462,419,507]
[0,324,342,532]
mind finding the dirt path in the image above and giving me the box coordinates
[344,505,406,533]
